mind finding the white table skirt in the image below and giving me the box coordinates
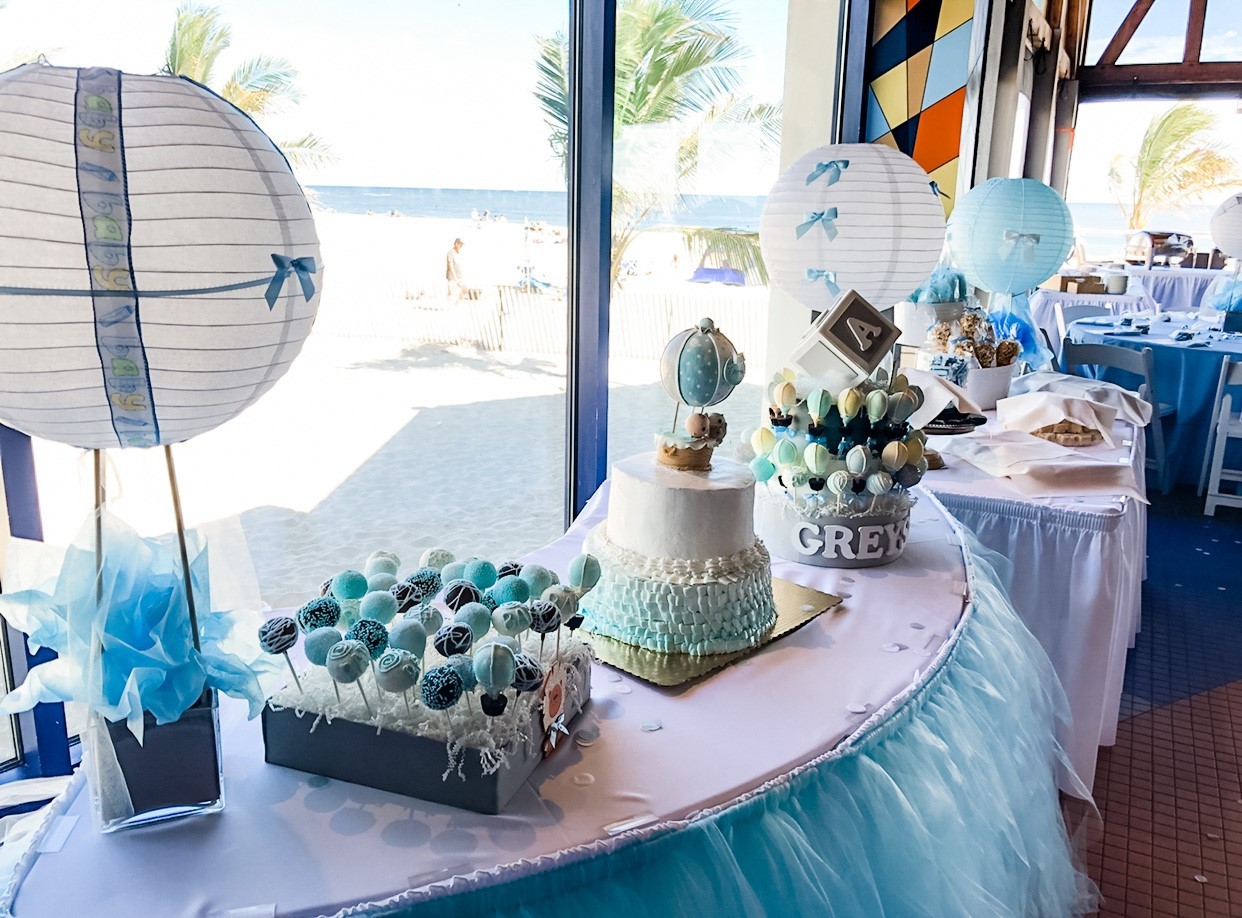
[1029,283,1158,358]
[924,419,1146,785]
[4,492,981,918]
[1124,265,1222,312]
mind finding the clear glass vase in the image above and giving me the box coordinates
[86,689,224,833]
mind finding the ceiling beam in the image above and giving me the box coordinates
[1185,0,1208,63]
[1098,0,1158,66]
[1079,60,1242,98]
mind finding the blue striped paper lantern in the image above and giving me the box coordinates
[946,178,1073,295]
[759,144,946,311]
[0,64,321,449]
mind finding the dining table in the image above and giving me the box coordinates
[1067,312,1242,487]
[1124,265,1222,313]
[1029,279,1158,360]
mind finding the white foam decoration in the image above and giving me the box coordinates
[760,143,946,311]
[0,64,320,449]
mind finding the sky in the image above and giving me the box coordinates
[0,0,788,192]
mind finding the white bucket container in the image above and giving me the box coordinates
[965,363,1018,411]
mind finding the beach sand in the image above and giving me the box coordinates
[30,210,771,611]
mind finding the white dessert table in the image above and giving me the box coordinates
[0,491,1088,917]
[924,416,1146,786]
[1124,265,1222,313]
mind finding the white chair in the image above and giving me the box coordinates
[1061,338,1176,494]
[1203,357,1242,516]
[1054,301,1111,342]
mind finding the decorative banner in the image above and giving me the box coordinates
[945,177,1074,295]
[760,143,946,313]
[0,63,322,450]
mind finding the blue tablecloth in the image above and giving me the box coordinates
[1069,315,1242,487]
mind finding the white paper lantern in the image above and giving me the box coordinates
[1211,193,1242,258]
[0,64,321,449]
[759,144,946,312]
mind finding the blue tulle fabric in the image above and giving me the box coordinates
[0,512,276,742]
[358,532,1096,918]
[1204,276,1242,312]
[990,291,1053,368]
[914,263,969,304]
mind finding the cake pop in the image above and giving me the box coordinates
[326,639,372,714]
[440,579,482,611]
[388,618,427,656]
[360,590,398,625]
[750,456,776,483]
[389,581,421,615]
[404,567,442,604]
[304,626,342,666]
[865,471,894,512]
[258,616,302,693]
[440,560,468,583]
[433,622,473,657]
[881,441,909,473]
[345,618,389,660]
[364,554,399,578]
[297,596,341,633]
[366,571,398,593]
[492,602,531,637]
[463,559,498,590]
[488,575,529,605]
[319,577,334,598]
[826,469,854,514]
[529,598,562,660]
[420,665,464,710]
[447,653,478,695]
[511,653,545,693]
[375,649,419,714]
[332,570,368,625]
[568,555,601,592]
[497,561,523,579]
[410,602,444,634]
[419,547,455,571]
[454,602,493,641]
[473,643,516,717]
[519,564,555,599]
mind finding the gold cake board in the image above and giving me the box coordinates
[582,578,842,688]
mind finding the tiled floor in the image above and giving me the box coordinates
[1088,493,1242,917]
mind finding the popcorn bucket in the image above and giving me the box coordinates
[965,363,1018,411]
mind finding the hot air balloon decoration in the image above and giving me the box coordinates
[656,318,746,470]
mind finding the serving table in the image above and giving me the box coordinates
[925,417,1146,786]
[1124,265,1222,313]
[0,489,1091,917]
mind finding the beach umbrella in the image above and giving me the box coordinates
[0,63,321,449]
[760,143,946,311]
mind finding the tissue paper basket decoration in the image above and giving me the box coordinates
[0,62,320,832]
[0,64,321,449]
[749,370,927,568]
[0,514,276,832]
[759,143,946,313]
[946,178,1073,367]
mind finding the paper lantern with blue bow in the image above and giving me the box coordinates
[759,144,946,312]
[947,178,1074,366]
[1211,193,1242,258]
[0,63,321,449]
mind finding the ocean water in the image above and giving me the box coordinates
[309,186,1224,258]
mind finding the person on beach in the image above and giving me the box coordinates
[446,238,466,303]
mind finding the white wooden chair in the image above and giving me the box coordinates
[1061,338,1176,494]
[1055,301,1111,342]
[1203,357,1242,516]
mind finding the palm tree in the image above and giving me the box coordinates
[1108,103,1239,232]
[535,0,779,288]
[164,3,332,170]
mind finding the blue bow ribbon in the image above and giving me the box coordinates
[265,254,318,309]
[999,230,1041,264]
[805,268,840,296]
[930,181,949,199]
[795,208,839,240]
[774,427,799,440]
[806,432,829,446]
[805,159,849,186]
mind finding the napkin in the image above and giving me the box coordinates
[995,392,1119,447]
[1008,370,1153,426]
[937,428,1147,503]
[904,367,984,429]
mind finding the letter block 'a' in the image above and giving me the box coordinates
[789,289,901,388]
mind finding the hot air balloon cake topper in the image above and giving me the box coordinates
[655,318,746,470]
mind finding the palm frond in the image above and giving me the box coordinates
[222,56,301,115]
[681,226,767,284]
[534,32,570,170]
[165,2,231,84]
[278,133,335,171]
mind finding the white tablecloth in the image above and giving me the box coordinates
[1029,282,1158,358]
[4,492,977,918]
[924,417,1146,785]
[1125,266,1222,312]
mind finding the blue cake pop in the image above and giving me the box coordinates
[326,639,369,683]
[492,601,531,637]
[304,627,342,666]
[479,591,498,612]
[511,653,545,693]
[332,570,368,601]
[440,560,468,583]
[419,547,455,572]
[420,665,464,710]
[473,642,516,697]
[568,554,601,590]
[440,579,482,611]
[488,575,529,605]
[360,590,399,625]
[367,571,398,593]
[477,634,520,653]
[433,621,473,657]
[446,653,478,692]
[404,567,442,603]
[519,564,554,600]
[464,559,498,590]
[529,599,562,635]
[345,618,389,659]
[375,649,420,694]
[497,561,523,579]
[297,596,341,633]
[388,618,427,656]
[258,616,298,655]
[455,602,493,641]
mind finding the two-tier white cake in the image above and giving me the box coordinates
[580,453,777,656]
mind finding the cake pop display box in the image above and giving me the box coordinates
[261,652,591,814]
